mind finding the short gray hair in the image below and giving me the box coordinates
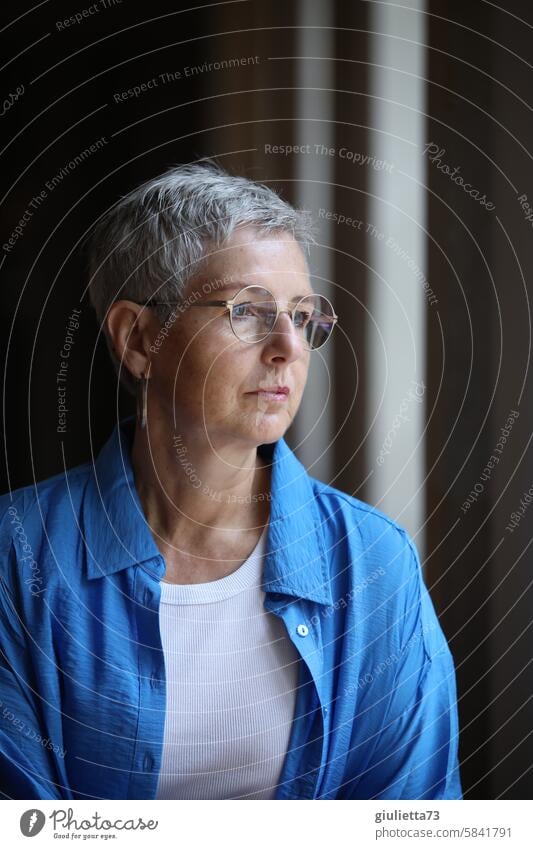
[87,160,317,396]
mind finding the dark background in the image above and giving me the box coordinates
[1,0,532,799]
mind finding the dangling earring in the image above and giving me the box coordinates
[136,363,151,429]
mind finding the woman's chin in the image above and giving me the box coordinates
[246,413,289,443]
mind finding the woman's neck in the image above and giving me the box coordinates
[130,414,272,554]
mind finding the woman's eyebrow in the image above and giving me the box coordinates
[212,282,243,294]
[207,282,315,300]
[196,280,242,296]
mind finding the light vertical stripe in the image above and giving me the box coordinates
[367,0,427,558]
[292,0,335,483]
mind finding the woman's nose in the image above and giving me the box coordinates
[263,311,305,359]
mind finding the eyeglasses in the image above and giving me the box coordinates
[140,285,338,350]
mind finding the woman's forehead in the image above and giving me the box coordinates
[185,231,313,297]
[207,229,308,269]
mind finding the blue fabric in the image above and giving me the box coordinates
[0,417,462,800]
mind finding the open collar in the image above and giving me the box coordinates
[82,417,333,606]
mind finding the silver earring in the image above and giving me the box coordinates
[136,365,151,429]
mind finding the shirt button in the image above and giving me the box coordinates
[143,753,154,772]
[296,623,309,637]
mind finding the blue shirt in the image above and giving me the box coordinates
[0,417,462,800]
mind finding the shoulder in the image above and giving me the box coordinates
[309,476,416,566]
[0,460,92,522]
[309,478,426,618]
[0,460,92,579]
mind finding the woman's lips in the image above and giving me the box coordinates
[248,387,290,401]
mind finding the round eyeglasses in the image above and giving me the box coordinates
[142,285,338,351]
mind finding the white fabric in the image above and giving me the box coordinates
[155,523,300,799]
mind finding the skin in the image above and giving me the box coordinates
[105,225,312,583]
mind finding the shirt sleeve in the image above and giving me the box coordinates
[344,531,463,800]
[0,506,67,800]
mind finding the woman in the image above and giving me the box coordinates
[0,162,462,800]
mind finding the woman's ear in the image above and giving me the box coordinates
[105,300,156,379]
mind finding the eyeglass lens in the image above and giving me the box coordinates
[230,286,335,349]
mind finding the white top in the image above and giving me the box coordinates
[155,523,300,799]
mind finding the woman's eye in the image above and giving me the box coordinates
[232,303,254,318]
[294,310,312,327]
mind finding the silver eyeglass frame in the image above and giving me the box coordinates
[138,284,339,350]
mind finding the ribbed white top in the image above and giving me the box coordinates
[155,524,300,799]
